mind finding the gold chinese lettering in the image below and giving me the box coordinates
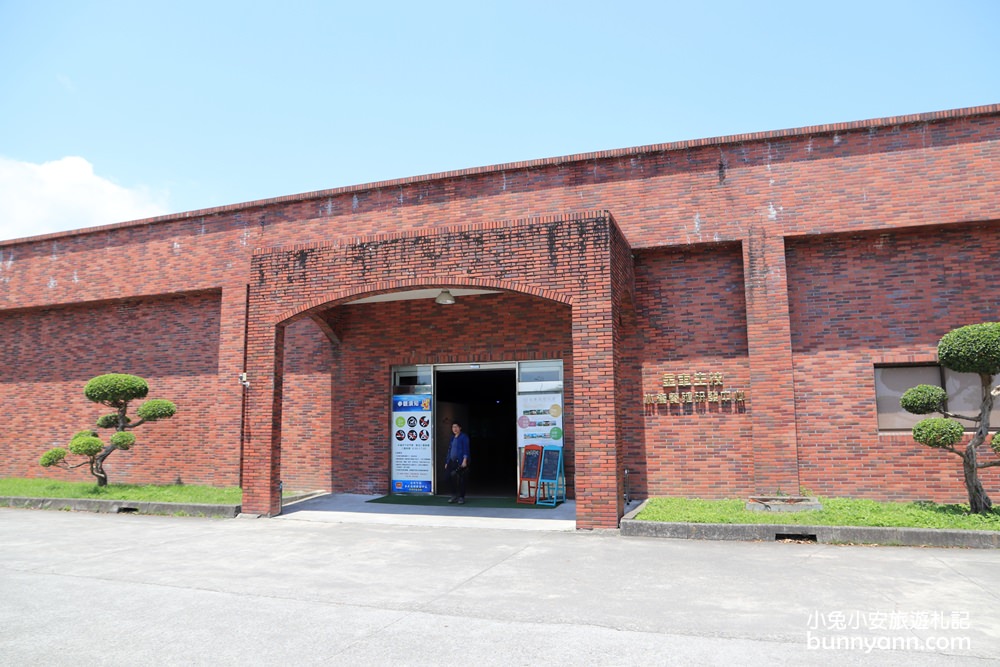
[643,371,747,410]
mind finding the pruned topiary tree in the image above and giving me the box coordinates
[40,373,177,486]
[901,323,1000,514]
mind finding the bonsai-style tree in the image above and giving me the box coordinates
[901,323,1000,514]
[40,373,177,486]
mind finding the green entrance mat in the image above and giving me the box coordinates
[367,495,555,510]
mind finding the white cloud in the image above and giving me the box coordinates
[0,156,170,242]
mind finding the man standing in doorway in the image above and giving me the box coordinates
[446,421,470,504]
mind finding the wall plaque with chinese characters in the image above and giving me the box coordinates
[642,371,747,409]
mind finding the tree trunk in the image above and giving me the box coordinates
[963,447,992,513]
[92,461,108,487]
[963,373,995,514]
[93,445,116,487]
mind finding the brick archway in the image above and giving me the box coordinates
[242,211,635,529]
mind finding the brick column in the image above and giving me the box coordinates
[571,300,621,529]
[211,284,249,486]
[241,322,285,516]
[743,228,800,493]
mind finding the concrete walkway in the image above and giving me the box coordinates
[276,492,578,531]
[2,499,999,666]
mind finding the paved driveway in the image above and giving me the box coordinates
[1,499,997,665]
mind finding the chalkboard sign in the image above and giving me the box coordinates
[521,446,541,480]
[540,448,561,481]
[537,446,566,506]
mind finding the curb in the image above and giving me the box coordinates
[0,496,241,518]
[619,500,1000,549]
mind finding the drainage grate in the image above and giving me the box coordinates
[775,533,817,543]
[116,507,139,514]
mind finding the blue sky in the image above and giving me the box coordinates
[1,0,997,241]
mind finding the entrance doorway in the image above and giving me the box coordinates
[435,368,516,496]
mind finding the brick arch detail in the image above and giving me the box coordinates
[277,277,573,328]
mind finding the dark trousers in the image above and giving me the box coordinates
[450,466,468,499]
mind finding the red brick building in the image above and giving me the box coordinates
[3,105,999,529]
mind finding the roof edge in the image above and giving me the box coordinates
[6,103,999,246]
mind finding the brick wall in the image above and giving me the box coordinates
[278,317,334,492]
[632,243,754,498]
[787,221,1000,500]
[2,106,999,524]
[0,290,232,486]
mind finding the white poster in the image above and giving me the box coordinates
[391,394,433,493]
[516,392,563,447]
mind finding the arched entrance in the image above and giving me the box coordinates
[242,212,635,529]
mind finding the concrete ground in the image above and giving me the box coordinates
[275,491,579,530]
[2,494,998,666]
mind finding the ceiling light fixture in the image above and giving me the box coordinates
[434,289,456,305]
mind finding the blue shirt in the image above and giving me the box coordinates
[447,432,470,464]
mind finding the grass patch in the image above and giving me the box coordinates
[0,478,242,504]
[634,497,1000,531]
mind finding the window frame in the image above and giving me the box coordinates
[875,363,1000,433]
[875,364,945,432]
